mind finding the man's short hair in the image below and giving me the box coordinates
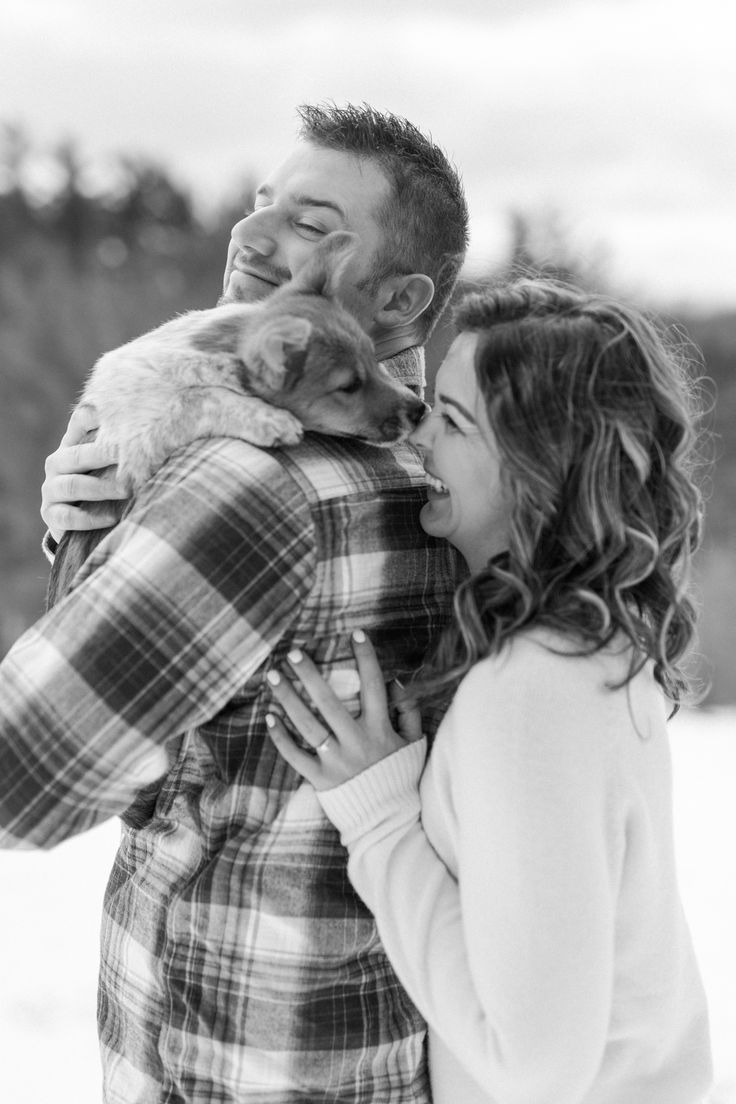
[297,102,469,341]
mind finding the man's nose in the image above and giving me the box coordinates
[230,208,276,257]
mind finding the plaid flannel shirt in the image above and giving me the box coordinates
[0,349,460,1103]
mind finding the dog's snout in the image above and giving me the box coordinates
[408,400,430,428]
[376,397,430,443]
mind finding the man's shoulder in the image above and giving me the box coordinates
[139,433,427,513]
[127,436,310,529]
[281,436,428,501]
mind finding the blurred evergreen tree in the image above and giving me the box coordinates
[0,123,36,246]
[110,155,195,247]
[503,207,611,290]
[45,140,94,263]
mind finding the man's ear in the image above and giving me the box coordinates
[372,273,435,328]
[238,316,312,392]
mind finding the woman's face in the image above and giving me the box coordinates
[410,331,511,571]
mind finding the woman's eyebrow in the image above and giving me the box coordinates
[436,393,477,423]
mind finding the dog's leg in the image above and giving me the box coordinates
[108,390,305,491]
[169,391,304,449]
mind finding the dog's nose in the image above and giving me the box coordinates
[408,400,430,428]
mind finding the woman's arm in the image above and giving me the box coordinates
[40,405,126,543]
[269,636,619,1103]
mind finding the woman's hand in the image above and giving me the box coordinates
[41,405,127,542]
[266,630,422,791]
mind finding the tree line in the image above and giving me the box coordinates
[1,124,734,701]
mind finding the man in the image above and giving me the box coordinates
[1,103,468,1101]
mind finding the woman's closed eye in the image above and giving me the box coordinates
[440,411,462,433]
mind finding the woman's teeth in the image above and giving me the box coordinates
[426,473,449,494]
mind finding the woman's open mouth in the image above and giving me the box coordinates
[425,472,449,495]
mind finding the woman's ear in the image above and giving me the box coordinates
[373,273,435,328]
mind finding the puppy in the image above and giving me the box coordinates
[47,231,426,607]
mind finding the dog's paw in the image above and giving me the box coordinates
[255,408,304,447]
[215,399,304,448]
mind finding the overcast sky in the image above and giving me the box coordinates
[1,0,733,311]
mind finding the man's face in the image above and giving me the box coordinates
[221,145,393,334]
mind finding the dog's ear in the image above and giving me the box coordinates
[287,231,358,301]
[190,312,244,354]
[238,315,312,392]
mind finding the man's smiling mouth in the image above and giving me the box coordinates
[234,266,280,287]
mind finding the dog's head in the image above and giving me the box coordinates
[235,232,427,444]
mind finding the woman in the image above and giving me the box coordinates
[265,280,713,1103]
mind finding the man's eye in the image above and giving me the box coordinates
[337,378,362,394]
[441,412,460,432]
[295,221,325,237]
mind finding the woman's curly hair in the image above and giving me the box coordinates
[415,279,708,711]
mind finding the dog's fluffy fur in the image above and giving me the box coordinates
[47,232,426,607]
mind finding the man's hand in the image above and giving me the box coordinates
[41,405,127,543]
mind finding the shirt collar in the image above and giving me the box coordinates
[380,346,426,399]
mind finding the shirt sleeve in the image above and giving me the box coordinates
[318,642,621,1104]
[0,439,314,849]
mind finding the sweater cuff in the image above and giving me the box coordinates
[317,737,427,844]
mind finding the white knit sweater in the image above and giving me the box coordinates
[319,629,712,1104]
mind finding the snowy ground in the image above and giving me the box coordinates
[0,707,734,1104]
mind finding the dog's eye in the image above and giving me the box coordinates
[337,378,362,394]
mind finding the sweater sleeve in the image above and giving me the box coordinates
[318,641,621,1104]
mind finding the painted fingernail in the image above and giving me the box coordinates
[265,712,276,728]
[266,670,281,686]
[287,648,303,664]
[352,629,366,644]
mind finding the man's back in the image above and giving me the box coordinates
[88,427,457,1099]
